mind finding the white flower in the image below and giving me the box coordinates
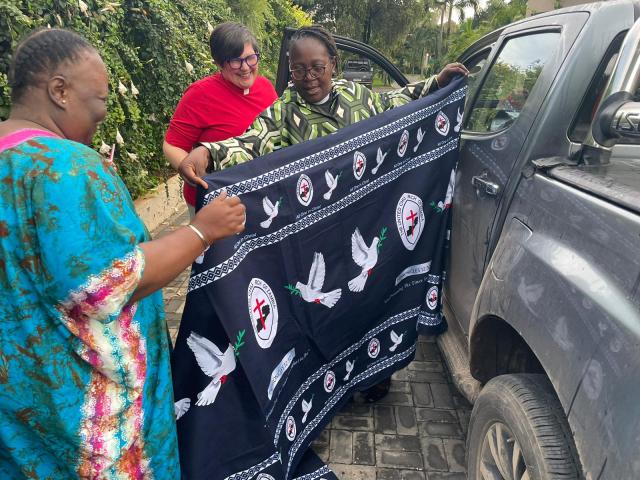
[126,152,138,161]
[78,0,88,14]
[99,141,111,155]
[130,81,139,96]
[185,60,194,75]
[116,129,124,146]
[207,21,214,35]
[118,80,127,95]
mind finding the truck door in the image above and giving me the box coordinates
[446,13,588,334]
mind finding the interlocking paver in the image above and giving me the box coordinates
[155,206,472,480]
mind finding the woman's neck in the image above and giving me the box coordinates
[6,106,64,138]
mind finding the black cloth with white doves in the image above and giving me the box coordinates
[171,76,467,479]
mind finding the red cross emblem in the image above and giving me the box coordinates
[356,158,364,172]
[253,298,266,330]
[300,183,309,198]
[438,117,447,129]
[429,291,437,303]
[406,209,417,235]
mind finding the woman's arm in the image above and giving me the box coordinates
[130,191,245,303]
[163,140,189,171]
[179,102,284,188]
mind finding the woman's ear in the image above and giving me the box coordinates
[47,75,68,109]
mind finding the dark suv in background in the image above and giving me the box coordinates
[341,58,373,89]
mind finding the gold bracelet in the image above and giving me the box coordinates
[187,224,209,249]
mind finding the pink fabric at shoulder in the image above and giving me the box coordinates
[0,129,59,154]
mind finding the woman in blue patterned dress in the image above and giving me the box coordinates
[0,29,245,479]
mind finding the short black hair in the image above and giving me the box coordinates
[288,25,339,66]
[209,22,258,65]
[8,28,95,102]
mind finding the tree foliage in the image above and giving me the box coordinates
[0,0,310,198]
[295,0,527,77]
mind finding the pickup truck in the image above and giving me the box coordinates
[277,1,640,476]
[341,58,374,89]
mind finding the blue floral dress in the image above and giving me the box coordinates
[0,130,179,479]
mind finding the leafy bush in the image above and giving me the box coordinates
[0,0,309,198]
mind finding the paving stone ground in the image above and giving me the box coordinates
[154,206,471,480]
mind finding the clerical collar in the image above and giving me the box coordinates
[312,93,331,105]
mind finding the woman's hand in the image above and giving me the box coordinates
[436,63,469,88]
[191,190,246,243]
[179,146,210,189]
[132,191,245,303]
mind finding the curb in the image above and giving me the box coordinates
[134,174,186,232]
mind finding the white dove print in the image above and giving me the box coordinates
[348,228,380,292]
[389,330,403,352]
[323,170,340,200]
[413,128,425,152]
[454,107,463,132]
[295,252,342,308]
[301,395,313,423]
[344,359,355,381]
[174,398,191,420]
[371,147,388,175]
[260,196,280,229]
[187,332,237,406]
[437,169,456,211]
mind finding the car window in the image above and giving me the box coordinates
[462,49,491,103]
[466,32,560,133]
[569,32,626,143]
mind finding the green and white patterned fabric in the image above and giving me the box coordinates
[202,77,438,171]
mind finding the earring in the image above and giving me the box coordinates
[62,100,67,104]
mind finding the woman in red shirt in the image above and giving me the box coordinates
[164,22,277,215]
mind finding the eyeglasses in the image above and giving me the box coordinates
[290,64,330,81]
[227,53,260,69]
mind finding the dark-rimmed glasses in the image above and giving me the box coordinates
[289,64,330,81]
[227,53,260,69]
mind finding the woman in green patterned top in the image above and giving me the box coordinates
[179,25,468,188]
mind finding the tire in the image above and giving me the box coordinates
[467,374,582,480]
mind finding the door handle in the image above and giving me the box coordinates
[471,175,500,196]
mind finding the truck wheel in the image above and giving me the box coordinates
[467,374,581,480]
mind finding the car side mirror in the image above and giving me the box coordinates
[593,94,640,145]
[583,18,640,162]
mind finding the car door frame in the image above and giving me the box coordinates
[444,12,592,335]
[275,27,409,95]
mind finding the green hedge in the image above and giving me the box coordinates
[0,0,309,198]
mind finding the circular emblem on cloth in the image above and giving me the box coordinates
[285,416,297,441]
[353,151,367,180]
[368,338,381,359]
[397,129,410,157]
[435,111,450,136]
[247,278,279,348]
[324,370,336,393]
[257,475,275,480]
[396,193,425,251]
[426,285,439,310]
[296,174,313,206]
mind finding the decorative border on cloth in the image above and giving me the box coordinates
[189,139,458,292]
[224,452,281,480]
[292,465,332,480]
[202,86,467,204]
[273,307,420,444]
[286,345,416,477]
[427,274,441,284]
[418,311,442,327]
